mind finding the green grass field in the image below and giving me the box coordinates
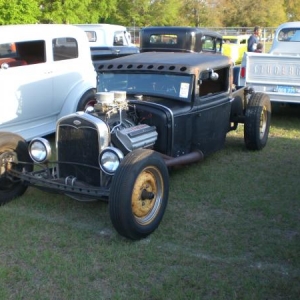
[0,105,299,300]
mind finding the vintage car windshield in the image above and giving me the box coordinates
[97,72,193,102]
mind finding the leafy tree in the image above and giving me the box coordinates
[219,0,286,27]
[39,0,118,24]
[179,0,226,27]
[146,0,182,26]
[0,0,291,29]
[284,0,300,21]
[0,0,41,25]
[108,0,149,26]
[112,0,182,27]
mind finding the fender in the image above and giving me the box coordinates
[57,75,97,119]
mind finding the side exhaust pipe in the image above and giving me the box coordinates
[160,150,204,167]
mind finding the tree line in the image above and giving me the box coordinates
[0,0,299,28]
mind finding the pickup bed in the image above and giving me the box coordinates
[237,22,300,104]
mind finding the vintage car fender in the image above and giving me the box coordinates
[57,80,97,119]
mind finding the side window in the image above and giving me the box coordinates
[85,31,96,42]
[0,40,45,67]
[113,31,125,46]
[53,37,78,61]
[202,36,215,51]
[199,67,229,97]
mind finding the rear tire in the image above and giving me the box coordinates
[244,92,271,150]
[76,89,96,111]
[109,149,169,240]
[0,132,33,205]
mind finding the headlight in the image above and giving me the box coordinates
[99,147,124,175]
[29,138,52,163]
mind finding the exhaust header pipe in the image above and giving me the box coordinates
[161,150,204,167]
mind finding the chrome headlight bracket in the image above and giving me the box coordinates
[29,138,52,163]
[99,147,124,175]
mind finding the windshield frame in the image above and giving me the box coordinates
[97,71,194,103]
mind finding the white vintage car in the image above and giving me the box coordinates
[75,24,139,61]
[0,24,97,141]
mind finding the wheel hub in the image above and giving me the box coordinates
[132,170,157,218]
[0,151,17,175]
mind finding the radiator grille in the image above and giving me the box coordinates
[57,119,101,186]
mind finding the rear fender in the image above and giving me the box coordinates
[57,80,96,119]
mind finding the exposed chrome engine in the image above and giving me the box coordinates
[91,91,157,153]
[46,90,159,198]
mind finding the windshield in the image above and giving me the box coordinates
[97,72,193,102]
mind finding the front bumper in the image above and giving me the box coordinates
[8,164,110,201]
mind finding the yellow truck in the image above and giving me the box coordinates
[222,34,249,65]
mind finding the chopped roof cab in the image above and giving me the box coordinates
[139,26,223,54]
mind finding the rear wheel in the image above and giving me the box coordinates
[0,132,33,205]
[109,149,169,240]
[244,92,271,150]
[76,89,96,111]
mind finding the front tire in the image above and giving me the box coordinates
[244,92,271,150]
[0,132,33,205]
[109,149,169,240]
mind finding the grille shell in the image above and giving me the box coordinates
[56,112,109,186]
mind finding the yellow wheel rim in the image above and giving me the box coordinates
[131,166,163,225]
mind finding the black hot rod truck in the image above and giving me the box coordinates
[0,52,271,240]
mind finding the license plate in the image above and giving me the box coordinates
[276,86,299,93]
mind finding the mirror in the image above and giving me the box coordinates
[200,69,219,81]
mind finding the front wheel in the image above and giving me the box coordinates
[244,92,271,150]
[0,132,33,205]
[109,149,169,240]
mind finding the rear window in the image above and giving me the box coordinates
[52,37,78,61]
[278,28,300,42]
[149,34,177,45]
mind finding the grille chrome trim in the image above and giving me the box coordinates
[56,112,109,186]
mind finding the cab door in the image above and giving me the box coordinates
[193,67,232,155]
